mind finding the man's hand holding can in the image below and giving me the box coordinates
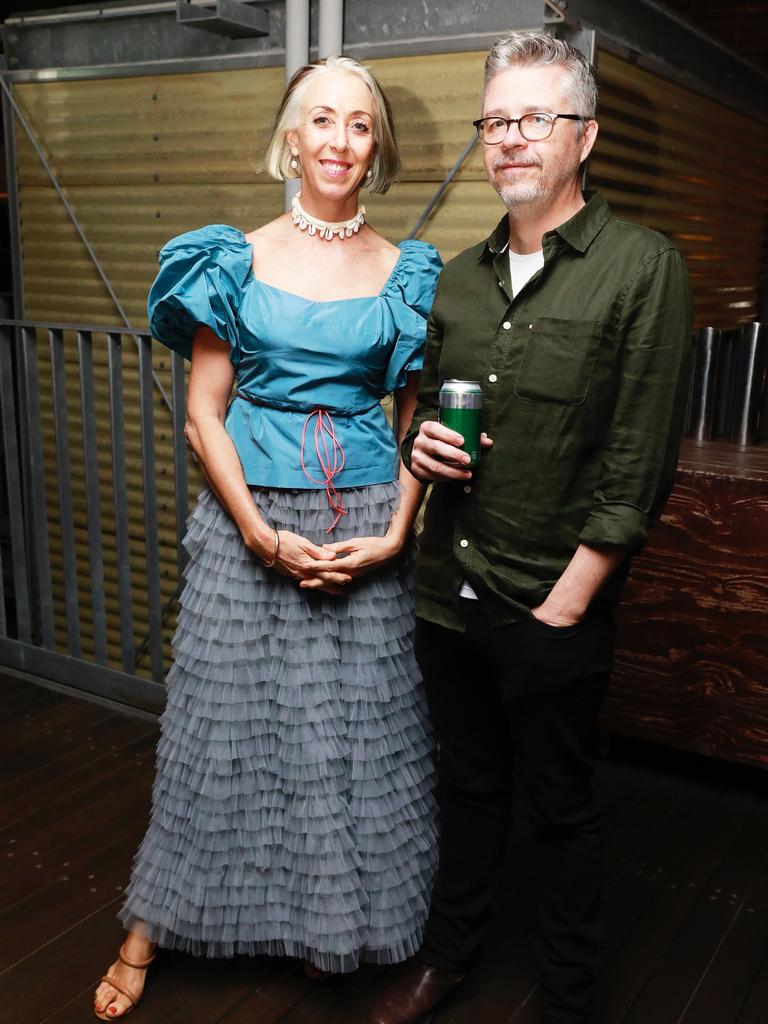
[410,422,494,482]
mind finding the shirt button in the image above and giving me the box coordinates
[498,280,504,287]
[502,321,511,330]
[459,538,469,548]
[488,373,498,383]
[463,485,472,494]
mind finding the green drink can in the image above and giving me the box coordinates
[439,379,483,467]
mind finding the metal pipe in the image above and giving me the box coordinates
[77,329,109,666]
[284,0,309,210]
[318,0,344,59]
[107,332,136,676]
[685,327,720,442]
[138,333,165,683]
[0,326,31,641]
[19,326,55,650]
[408,134,478,240]
[49,328,81,658]
[730,322,766,447]
[1,70,24,319]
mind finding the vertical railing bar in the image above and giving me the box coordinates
[20,326,55,649]
[0,325,31,640]
[139,333,164,683]
[78,330,108,665]
[171,351,189,589]
[49,328,81,658]
[13,326,34,626]
[0,512,6,637]
[2,79,25,320]
[107,332,135,675]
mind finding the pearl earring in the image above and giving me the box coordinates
[366,168,373,178]
[290,156,299,169]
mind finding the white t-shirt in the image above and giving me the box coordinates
[459,245,545,601]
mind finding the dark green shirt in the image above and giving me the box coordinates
[402,191,693,631]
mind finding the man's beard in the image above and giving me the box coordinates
[489,157,545,209]
[494,179,546,208]
[490,152,580,210]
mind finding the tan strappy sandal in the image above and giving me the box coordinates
[94,943,156,1020]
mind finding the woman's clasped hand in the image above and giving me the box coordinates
[253,527,404,595]
[264,529,350,592]
[298,532,404,592]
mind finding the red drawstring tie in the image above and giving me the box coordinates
[300,409,347,532]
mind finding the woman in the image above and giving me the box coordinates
[93,56,442,1020]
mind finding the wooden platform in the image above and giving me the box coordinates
[606,439,768,768]
[3,671,768,1024]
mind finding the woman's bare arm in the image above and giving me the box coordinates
[386,372,428,547]
[185,326,346,581]
[303,373,427,588]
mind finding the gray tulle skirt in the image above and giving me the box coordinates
[118,482,438,972]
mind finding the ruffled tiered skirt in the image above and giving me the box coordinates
[119,483,438,972]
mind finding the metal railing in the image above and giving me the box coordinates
[0,319,190,713]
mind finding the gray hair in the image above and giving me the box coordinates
[484,31,598,119]
[263,55,400,195]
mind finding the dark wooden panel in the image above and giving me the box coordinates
[5,677,768,1024]
[604,440,768,768]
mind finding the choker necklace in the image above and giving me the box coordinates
[291,193,366,241]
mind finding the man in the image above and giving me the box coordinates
[369,31,692,1024]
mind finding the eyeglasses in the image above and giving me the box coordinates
[472,112,586,144]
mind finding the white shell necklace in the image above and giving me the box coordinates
[291,193,366,241]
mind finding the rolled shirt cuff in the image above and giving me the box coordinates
[578,501,650,550]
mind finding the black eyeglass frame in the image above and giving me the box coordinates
[472,113,587,143]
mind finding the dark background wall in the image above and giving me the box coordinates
[663,0,768,72]
[2,0,768,74]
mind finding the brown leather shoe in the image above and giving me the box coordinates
[368,962,469,1024]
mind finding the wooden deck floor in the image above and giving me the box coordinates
[2,671,768,1024]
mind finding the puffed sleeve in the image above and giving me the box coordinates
[147,224,252,365]
[382,240,443,392]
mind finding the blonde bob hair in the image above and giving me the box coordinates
[263,56,400,195]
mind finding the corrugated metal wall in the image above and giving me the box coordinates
[590,51,768,327]
[11,47,768,677]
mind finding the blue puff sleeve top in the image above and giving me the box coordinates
[148,225,442,490]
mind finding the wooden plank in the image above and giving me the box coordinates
[0,673,69,709]
[0,730,156,847]
[0,706,122,782]
[736,950,768,1023]
[672,805,768,1024]
[44,958,308,1024]
[0,898,127,1024]
[593,785,761,1023]
[0,721,156,834]
[0,790,151,966]
[0,759,153,914]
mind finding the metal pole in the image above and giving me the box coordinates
[318,0,344,59]
[284,0,309,210]
[1,67,23,320]
[407,134,478,240]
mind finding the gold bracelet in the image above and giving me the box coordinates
[261,528,280,568]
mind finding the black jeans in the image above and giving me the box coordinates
[417,600,615,1024]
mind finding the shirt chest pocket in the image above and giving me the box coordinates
[514,316,605,406]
